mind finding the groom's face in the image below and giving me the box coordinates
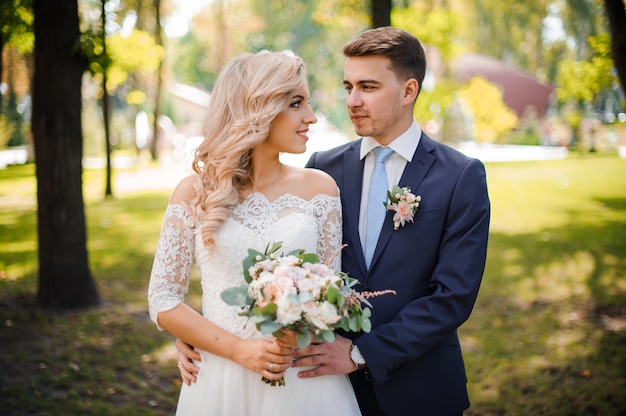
[343,55,408,146]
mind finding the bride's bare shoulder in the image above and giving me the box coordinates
[284,165,339,199]
[169,174,201,204]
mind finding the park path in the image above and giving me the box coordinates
[113,159,191,194]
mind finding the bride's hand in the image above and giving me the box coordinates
[232,338,294,380]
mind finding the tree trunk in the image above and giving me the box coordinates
[371,0,391,28]
[32,0,100,309]
[0,32,4,115]
[102,0,113,197]
[150,0,163,161]
[604,0,626,96]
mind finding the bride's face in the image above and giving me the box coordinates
[264,85,317,155]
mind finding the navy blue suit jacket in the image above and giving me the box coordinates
[306,133,490,416]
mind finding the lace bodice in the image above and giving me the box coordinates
[148,192,342,339]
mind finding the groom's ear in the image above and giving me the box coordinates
[402,78,419,104]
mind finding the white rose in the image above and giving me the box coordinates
[315,301,341,324]
[275,297,302,325]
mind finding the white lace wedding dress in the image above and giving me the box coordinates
[148,192,361,416]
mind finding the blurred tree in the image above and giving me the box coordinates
[169,31,216,90]
[417,79,461,142]
[32,0,100,308]
[167,0,255,95]
[470,0,554,78]
[372,0,392,27]
[80,0,165,169]
[120,0,166,160]
[5,63,25,147]
[173,0,367,132]
[0,0,33,140]
[149,0,163,160]
[81,16,162,195]
[557,34,615,105]
[392,5,465,60]
[306,0,368,130]
[561,0,605,59]
[392,4,469,142]
[101,0,113,197]
[457,0,610,86]
[457,76,519,143]
[556,33,617,147]
[104,28,161,189]
[104,30,162,92]
[603,0,626,96]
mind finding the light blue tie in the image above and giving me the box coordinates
[364,146,394,269]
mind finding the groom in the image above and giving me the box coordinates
[290,27,490,416]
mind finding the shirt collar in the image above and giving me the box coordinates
[359,120,422,161]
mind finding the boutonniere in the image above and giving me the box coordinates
[384,185,421,230]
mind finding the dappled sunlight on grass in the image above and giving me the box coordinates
[146,340,181,366]
[462,156,626,415]
[0,263,37,282]
[2,240,37,254]
[545,327,596,359]
[516,250,593,305]
[487,156,626,234]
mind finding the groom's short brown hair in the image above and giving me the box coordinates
[343,26,427,94]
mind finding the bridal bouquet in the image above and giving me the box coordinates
[221,241,394,386]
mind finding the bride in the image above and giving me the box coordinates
[147,51,361,415]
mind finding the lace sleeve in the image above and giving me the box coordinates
[311,194,343,270]
[147,203,196,330]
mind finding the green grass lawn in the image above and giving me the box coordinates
[1,154,625,415]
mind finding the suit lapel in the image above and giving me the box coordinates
[341,142,367,276]
[369,133,437,271]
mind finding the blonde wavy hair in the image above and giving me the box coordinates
[187,51,308,250]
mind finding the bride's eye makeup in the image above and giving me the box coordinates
[290,94,307,108]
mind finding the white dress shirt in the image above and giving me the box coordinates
[358,121,422,249]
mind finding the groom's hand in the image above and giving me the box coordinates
[291,335,356,378]
[175,338,201,385]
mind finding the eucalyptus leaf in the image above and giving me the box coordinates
[297,292,315,303]
[246,248,265,259]
[256,302,278,317]
[337,317,350,331]
[249,315,267,324]
[286,293,301,304]
[322,330,335,343]
[361,318,372,333]
[220,286,250,307]
[308,316,330,331]
[348,316,359,332]
[259,320,283,335]
[326,285,339,303]
[301,252,319,264]
[297,331,312,348]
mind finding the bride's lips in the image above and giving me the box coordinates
[297,129,309,140]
